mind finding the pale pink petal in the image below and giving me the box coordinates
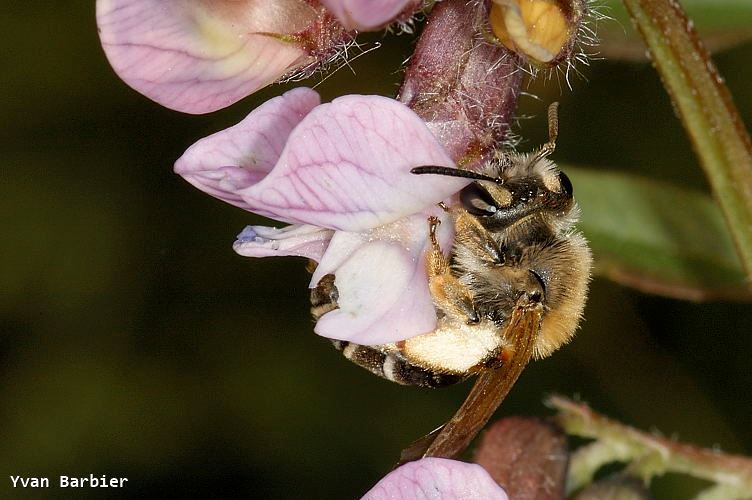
[175,88,321,210]
[309,231,368,286]
[313,241,435,344]
[96,0,317,113]
[238,94,469,232]
[321,0,419,31]
[363,458,508,500]
[233,224,333,261]
[312,209,454,345]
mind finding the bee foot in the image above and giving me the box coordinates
[428,216,441,246]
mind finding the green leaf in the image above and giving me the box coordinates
[597,0,752,60]
[567,166,751,301]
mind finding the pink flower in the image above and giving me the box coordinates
[96,0,421,114]
[362,458,508,500]
[170,1,524,345]
[321,0,422,31]
[175,87,470,344]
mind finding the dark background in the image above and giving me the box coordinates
[2,3,751,498]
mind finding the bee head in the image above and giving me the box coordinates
[456,163,574,230]
[412,102,574,231]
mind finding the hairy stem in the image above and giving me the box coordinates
[550,396,752,499]
[622,0,752,280]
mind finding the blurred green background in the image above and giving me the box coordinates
[2,3,751,498]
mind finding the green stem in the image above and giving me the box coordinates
[622,0,752,280]
[549,396,752,499]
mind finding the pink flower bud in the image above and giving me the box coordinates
[363,457,508,500]
[97,0,352,113]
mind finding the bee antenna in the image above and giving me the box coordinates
[528,102,559,165]
[411,166,502,184]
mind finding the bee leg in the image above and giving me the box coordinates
[426,216,479,324]
[311,273,460,387]
[453,210,505,265]
[332,340,463,388]
[310,274,339,320]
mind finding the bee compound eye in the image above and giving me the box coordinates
[558,171,573,197]
[460,183,499,217]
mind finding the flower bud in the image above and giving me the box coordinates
[321,0,424,31]
[97,0,354,114]
[398,0,523,169]
[474,417,569,499]
[363,458,509,499]
[489,0,588,66]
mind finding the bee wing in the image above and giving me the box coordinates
[399,303,544,463]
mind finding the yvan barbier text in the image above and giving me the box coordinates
[10,475,128,488]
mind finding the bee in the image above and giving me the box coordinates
[311,103,592,391]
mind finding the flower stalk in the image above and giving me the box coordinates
[398,0,523,167]
[550,395,752,499]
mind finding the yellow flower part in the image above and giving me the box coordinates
[490,0,573,65]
